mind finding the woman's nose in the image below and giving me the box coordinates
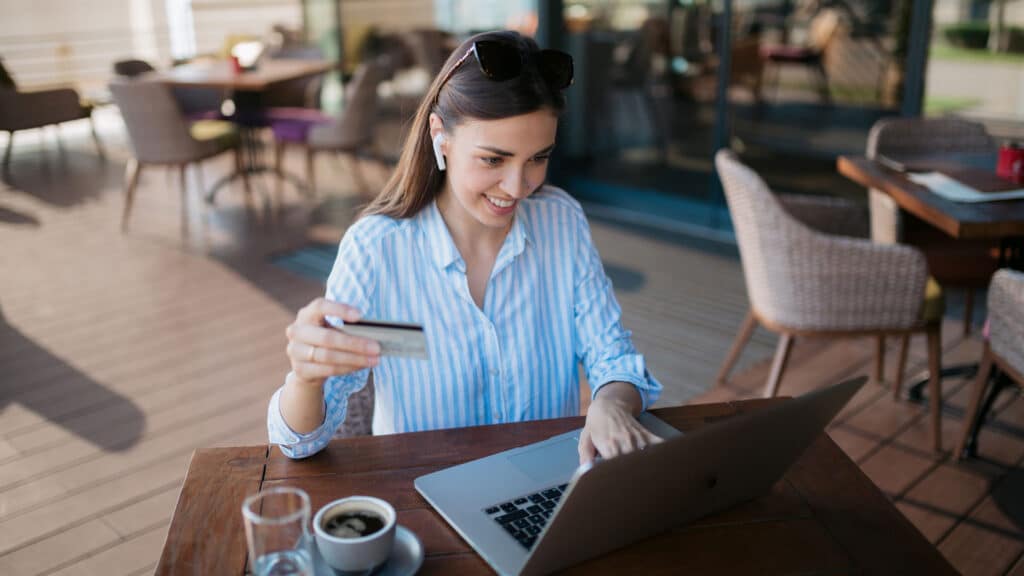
[500,168,531,198]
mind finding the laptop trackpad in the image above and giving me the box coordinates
[507,435,580,483]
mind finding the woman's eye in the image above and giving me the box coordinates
[481,157,503,167]
[533,155,550,163]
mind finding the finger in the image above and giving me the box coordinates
[288,341,379,369]
[596,437,621,459]
[297,297,362,325]
[289,323,381,355]
[578,431,597,466]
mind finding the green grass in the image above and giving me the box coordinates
[924,95,982,115]
[930,43,1024,65]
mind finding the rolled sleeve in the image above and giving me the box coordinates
[268,371,370,459]
[268,218,383,458]
[573,212,662,411]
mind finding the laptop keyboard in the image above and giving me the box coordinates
[483,483,568,549]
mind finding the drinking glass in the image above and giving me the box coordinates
[242,486,313,576]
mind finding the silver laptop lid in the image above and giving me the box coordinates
[520,376,866,575]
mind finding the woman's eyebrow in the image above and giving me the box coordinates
[475,143,556,157]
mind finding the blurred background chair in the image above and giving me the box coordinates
[109,79,245,239]
[0,57,102,169]
[760,8,842,104]
[867,116,1000,337]
[956,269,1024,458]
[270,59,389,208]
[715,150,947,451]
[112,58,223,121]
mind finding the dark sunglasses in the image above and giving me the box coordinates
[437,40,574,94]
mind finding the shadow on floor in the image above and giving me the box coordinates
[2,147,119,208]
[0,204,40,226]
[0,303,145,451]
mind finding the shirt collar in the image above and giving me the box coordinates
[417,198,532,273]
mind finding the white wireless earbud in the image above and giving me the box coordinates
[432,133,447,172]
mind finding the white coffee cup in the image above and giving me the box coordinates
[313,496,396,573]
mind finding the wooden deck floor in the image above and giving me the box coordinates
[0,111,1022,575]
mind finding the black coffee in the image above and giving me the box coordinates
[323,510,385,539]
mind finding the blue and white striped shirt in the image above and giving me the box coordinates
[268,186,661,458]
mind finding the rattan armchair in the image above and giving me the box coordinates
[715,150,948,451]
[867,117,999,338]
[956,269,1024,458]
[0,57,102,169]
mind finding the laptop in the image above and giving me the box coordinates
[414,376,866,575]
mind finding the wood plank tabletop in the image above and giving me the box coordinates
[155,400,957,575]
[149,58,334,91]
[837,155,1024,239]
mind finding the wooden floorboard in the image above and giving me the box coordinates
[1,111,1022,575]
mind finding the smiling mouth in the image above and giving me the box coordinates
[486,196,515,209]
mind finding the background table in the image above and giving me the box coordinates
[155,400,957,575]
[150,59,334,203]
[837,155,1024,240]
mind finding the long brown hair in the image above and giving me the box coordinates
[360,30,567,219]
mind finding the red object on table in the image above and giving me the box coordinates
[997,143,1024,184]
[230,55,242,75]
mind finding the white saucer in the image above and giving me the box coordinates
[308,525,424,576]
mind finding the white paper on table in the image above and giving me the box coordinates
[908,172,1024,203]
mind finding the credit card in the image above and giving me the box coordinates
[335,320,428,360]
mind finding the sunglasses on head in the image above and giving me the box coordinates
[436,40,574,95]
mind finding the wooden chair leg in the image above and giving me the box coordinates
[926,326,943,452]
[273,141,286,216]
[305,147,316,199]
[234,146,253,210]
[955,344,995,459]
[179,163,189,240]
[764,334,795,398]
[874,336,885,385]
[88,115,105,159]
[716,310,758,384]
[121,158,143,232]
[963,290,974,337]
[894,334,910,399]
[3,130,14,170]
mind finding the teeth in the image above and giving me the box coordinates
[487,196,515,208]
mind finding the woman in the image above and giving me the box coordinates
[269,30,663,463]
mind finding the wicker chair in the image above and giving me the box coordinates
[715,150,948,451]
[867,117,999,338]
[109,79,244,238]
[955,269,1024,458]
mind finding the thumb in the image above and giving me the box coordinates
[578,430,596,466]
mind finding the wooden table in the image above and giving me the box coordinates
[837,155,1024,240]
[153,58,334,91]
[155,399,956,575]
[149,58,334,204]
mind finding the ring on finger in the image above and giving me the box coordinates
[307,345,317,363]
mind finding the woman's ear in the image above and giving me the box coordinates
[428,113,448,171]
[428,113,446,147]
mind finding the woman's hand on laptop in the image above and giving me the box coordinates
[579,382,663,466]
[285,298,382,388]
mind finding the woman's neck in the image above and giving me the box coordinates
[436,187,511,261]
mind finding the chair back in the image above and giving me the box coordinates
[0,58,16,90]
[109,79,199,163]
[868,116,995,159]
[113,59,156,78]
[309,59,389,149]
[715,150,820,327]
[988,269,1024,375]
[263,46,326,108]
[808,9,842,52]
